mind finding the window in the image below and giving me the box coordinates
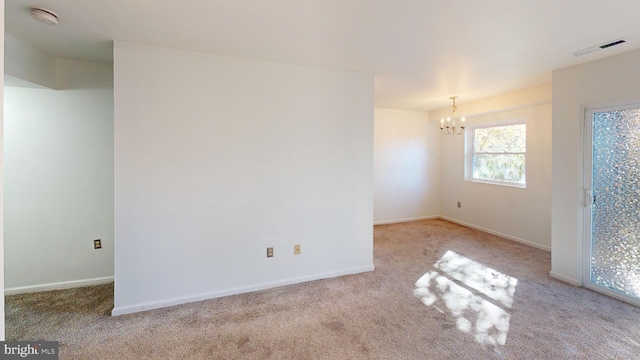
[466,120,526,187]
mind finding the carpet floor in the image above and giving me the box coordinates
[6,219,640,359]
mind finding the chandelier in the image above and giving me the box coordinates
[440,96,466,135]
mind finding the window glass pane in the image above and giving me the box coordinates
[472,154,525,183]
[474,124,526,153]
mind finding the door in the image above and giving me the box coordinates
[583,103,640,306]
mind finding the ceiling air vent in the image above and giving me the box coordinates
[599,39,626,49]
[571,38,626,58]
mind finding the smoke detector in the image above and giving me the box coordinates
[31,7,59,26]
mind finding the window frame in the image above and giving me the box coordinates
[464,118,527,188]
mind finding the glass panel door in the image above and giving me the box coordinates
[584,105,640,305]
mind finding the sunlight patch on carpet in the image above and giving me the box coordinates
[435,250,518,308]
[413,251,518,346]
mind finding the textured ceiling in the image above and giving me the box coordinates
[5,0,640,110]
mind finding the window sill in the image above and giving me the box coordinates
[465,178,526,188]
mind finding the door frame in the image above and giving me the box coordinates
[581,99,640,307]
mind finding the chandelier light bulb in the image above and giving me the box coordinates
[440,97,466,136]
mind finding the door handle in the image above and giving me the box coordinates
[584,189,593,207]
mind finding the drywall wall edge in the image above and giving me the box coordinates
[4,276,114,295]
[549,272,580,286]
[112,265,374,316]
[440,216,551,252]
[373,215,439,225]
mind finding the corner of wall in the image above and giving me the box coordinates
[373,108,439,223]
[550,47,640,285]
[4,34,56,89]
[434,85,552,250]
[4,57,114,291]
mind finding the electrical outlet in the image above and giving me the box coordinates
[457,202,461,208]
[294,244,301,255]
[94,239,102,249]
[267,247,274,258]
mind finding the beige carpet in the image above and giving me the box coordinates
[6,219,640,359]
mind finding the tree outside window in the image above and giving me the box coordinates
[467,122,526,186]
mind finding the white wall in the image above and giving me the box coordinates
[551,48,640,285]
[113,42,374,315]
[1,0,6,340]
[4,58,114,291]
[373,108,439,224]
[4,34,56,89]
[431,85,552,250]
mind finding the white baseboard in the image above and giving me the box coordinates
[112,265,374,316]
[374,215,439,225]
[5,276,114,295]
[549,271,580,286]
[439,216,551,252]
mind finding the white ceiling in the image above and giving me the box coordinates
[6,0,640,110]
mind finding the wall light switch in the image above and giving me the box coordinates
[294,244,301,255]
